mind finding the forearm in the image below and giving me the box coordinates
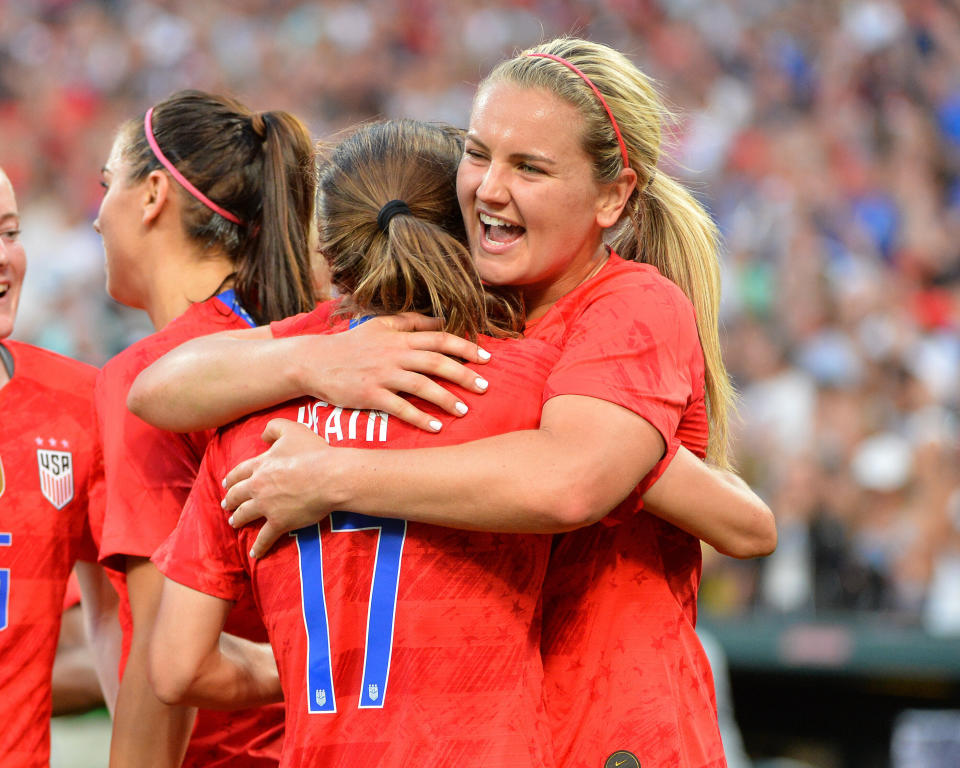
[111,558,196,768]
[165,634,281,711]
[52,606,105,716]
[326,421,661,533]
[75,561,121,715]
[642,447,776,558]
[110,629,196,768]
[128,329,307,432]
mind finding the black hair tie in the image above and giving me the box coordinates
[377,199,412,233]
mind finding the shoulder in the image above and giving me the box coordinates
[270,298,341,339]
[589,254,692,310]
[533,254,697,346]
[5,340,98,392]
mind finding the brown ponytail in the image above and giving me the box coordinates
[317,120,523,340]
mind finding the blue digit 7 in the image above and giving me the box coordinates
[0,533,11,632]
[291,512,407,713]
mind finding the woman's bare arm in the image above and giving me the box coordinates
[149,579,280,710]
[224,394,667,556]
[128,313,493,434]
[642,446,776,559]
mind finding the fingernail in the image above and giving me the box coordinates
[455,402,468,415]
[429,419,442,432]
[228,514,235,526]
[222,478,227,488]
[475,377,488,391]
[221,498,227,509]
[478,348,491,361]
[249,549,257,559]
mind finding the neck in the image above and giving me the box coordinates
[524,244,609,323]
[143,254,235,330]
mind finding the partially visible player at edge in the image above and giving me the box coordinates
[0,165,116,767]
[93,89,494,768]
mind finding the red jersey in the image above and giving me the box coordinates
[0,340,99,767]
[528,254,726,768]
[156,306,560,768]
[96,291,284,767]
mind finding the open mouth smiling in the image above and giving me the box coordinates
[479,211,525,246]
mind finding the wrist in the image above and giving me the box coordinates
[284,336,325,401]
[325,447,366,511]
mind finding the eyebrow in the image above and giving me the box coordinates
[0,212,18,226]
[464,134,557,166]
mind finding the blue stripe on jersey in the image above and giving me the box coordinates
[0,533,10,631]
[215,289,257,328]
[348,316,372,329]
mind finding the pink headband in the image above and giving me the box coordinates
[143,107,245,226]
[526,52,630,170]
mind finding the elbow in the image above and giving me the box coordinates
[542,481,609,532]
[147,642,195,706]
[719,506,777,560]
[127,373,156,420]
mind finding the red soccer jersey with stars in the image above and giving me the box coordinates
[0,340,99,768]
[96,293,284,768]
[155,305,561,768]
[527,254,726,768]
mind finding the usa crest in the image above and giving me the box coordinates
[37,449,74,509]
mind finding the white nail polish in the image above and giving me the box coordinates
[455,402,468,415]
[429,419,443,431]
[221,498,227,509]
[478,348,491,360]
[221,478,227,488]
[475,377,489,391]
[228,515,235,526]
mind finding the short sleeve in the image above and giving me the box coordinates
[152,441,249,602]
[539,271,702,448]
[96,359,212,569]
[269,300,338,338]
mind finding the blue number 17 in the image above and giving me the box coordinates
[292,512,406,713]
[0,533,11,631]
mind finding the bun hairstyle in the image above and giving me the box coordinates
[118,89,316,324]
[316,119,523,340]
[486,38,735,466]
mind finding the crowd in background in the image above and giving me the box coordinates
[2,0,958,633]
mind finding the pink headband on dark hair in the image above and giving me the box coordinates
[143,107,245,226]
[526,52,630,170]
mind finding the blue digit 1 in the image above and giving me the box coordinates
[0,533,11,632]
[291,524,336,713]
[291,513,406,713]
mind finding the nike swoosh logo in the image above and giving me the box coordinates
[615,761,626,767]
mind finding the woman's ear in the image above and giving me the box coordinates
[595,167,637,229]
[142,169,171,225]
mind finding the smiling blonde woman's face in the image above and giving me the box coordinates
[456,82,616,319]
